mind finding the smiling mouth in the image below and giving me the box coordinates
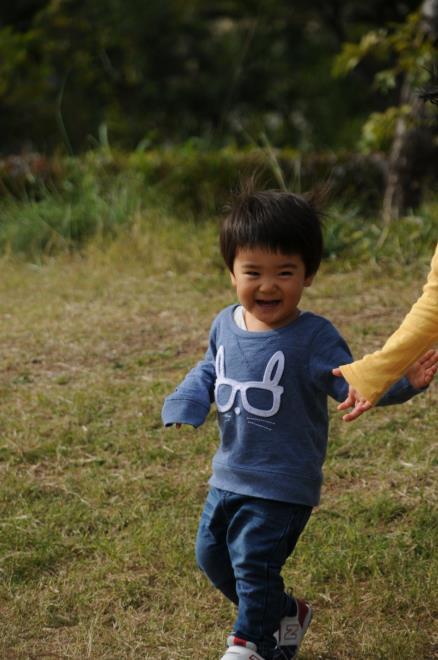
[256,300,281,307]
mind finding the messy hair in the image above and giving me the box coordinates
[220,179,326,277]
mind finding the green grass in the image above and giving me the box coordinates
[0,214,437,658]
[1,151,437,265]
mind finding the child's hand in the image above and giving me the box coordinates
[405,349,438,389]
[332,367,373,422]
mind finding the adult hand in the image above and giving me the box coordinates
[332,367,373,422]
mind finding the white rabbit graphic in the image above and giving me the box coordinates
[215,345,285,418]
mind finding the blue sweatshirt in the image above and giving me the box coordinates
[162,305,421,507]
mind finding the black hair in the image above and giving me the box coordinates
[220,181,325,277]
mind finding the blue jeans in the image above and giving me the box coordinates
[195,487,312,660]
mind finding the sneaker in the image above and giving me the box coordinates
[220,635,266,660]
[273,598,312,659]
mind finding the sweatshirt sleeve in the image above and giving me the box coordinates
[161,322,218,428]
[308,320,424,406]
[308,321,353,402]
[338,244,438,404]
[376,376,426,406]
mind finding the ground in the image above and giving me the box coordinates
[0,227,437,659]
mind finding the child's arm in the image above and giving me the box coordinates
[161,326,218,429]
[333,348,438,421]
[162,359,216,428]
[336,244,438,406]
[308,321,433,407]
[375,353,435,407]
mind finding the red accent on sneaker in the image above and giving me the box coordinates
[296,598,310,628]
[232,636,250,647]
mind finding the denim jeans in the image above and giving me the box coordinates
[195,487,312,660]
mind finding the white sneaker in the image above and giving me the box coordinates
[220,635,266,660]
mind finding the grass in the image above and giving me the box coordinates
[0,212,437,658]
[1,153,437,265]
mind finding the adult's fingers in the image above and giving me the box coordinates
[337,393,356,411]
[342,401,372,422]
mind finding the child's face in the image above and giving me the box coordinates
[231,247,314,331]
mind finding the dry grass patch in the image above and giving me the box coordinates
[0,227,437,659]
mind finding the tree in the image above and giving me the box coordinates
[383,0,438,221]
[0,0,425,153]
[335,1,438,221]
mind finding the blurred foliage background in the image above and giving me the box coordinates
[0,0,437,254]
[0,0,433,153]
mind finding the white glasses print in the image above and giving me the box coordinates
[214,346,285,418]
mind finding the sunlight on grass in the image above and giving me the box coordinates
[0,214,437,658]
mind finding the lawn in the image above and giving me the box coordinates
[0,219,437,659]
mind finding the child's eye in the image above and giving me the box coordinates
[279,271,293,277]
[245,271,259,277]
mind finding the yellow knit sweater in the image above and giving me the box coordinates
[339,244,438,404]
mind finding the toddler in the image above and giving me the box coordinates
[162,184,434,659]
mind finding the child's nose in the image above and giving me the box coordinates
[259,278,277,292]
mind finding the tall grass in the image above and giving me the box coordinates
[324,202,438,264]
[0,152,436,263]
[0,168,146,257]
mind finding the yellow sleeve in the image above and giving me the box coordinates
[339,244,438,404]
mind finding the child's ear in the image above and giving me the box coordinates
[304,274,315,287]
[230,271,237,287]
